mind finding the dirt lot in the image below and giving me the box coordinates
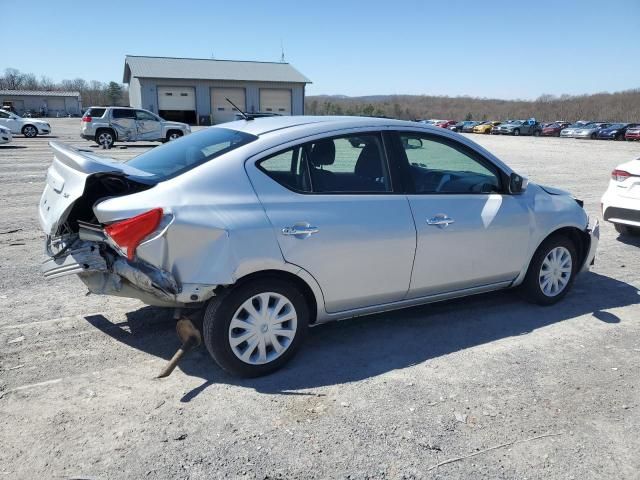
[1,119,639,479]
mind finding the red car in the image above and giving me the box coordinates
[434,120,456,129]
[541,121,571,137]
[625,126,640,141]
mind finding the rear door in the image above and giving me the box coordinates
[390,131,531,297]
[246,131,416,313]
[135,109,162,141]
[110,108,137,141]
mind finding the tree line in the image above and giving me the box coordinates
[306,89,640,123]
[0,68,129,107]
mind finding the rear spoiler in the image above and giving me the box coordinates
[48,141,154,178]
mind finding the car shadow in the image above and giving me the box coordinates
[84,271,639,400]
[616,233,640,248]
[0,146,27,149]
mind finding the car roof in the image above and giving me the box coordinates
[220,115,436,136]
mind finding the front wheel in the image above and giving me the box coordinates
[533,130,541,137]
[22,125,38,138]
[165,130,183,142]
[513,129,520,136]
[590,133,597,139]
[202,278,309,377]
[520,235,577,305]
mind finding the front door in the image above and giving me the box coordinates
[135,110,162,141]
[393,131,531,297]
[246,132,416,313]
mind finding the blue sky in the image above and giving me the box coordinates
[3,0,639,99]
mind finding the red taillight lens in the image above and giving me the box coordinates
[611,169,631,182]
[82,115,91,122]
[104,208,163,260]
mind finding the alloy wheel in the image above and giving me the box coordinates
[24,126,37,137]
[228,292,298,365]
[539,246,572,297]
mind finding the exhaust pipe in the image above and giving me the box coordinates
[157,317,202,379]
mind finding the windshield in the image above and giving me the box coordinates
[608,123,625,129]
[126,127,257,180]
[568,123,588,128]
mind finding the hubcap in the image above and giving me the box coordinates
[98,133,112,145]
[25,126,36,136]
[169,133,180,140]
[229,292,297,365]
[539,246,572,297]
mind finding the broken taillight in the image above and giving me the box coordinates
[82,115,92,122]
[104,208,163,260]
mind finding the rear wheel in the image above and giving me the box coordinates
[202,278,309,377]
[533,130,541,137]
[520,235,577,305]
[590,133,597,139]
[22,125,38,138]
[95,129,115,149]
[513,129,520,136]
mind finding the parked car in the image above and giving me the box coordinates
[0,109,51,137]
[81,107,191,149]
[473,121,501,134]
[596,123,639,140]
[434,120,457,129]
[0,125,12,144]
[601,156,640,236]
[625,125,640,141]
[449,121,475,132]
[560,122,610,139]
[492,120,542,136]
[541,122,571,137]
[461,121,481,133]
[39,116,599,377]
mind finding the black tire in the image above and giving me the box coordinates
[22,125,38,138]
[533,130,541,137]
[95,129,115,149]
[202,277,309,377]
[165,130,183,142]
[615,134,623,141]
[513,129,520,136]
[519,234,578,306]
[615,223,640,236]
[590,133,597,139]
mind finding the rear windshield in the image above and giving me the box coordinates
[86,108,106,117]
[126,127,257,180]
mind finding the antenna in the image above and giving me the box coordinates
[210,51,215,59]
[280,40,286,63]
[225,97,251,121]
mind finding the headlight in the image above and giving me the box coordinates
[609,130,617,134]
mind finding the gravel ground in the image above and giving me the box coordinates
[0,119,639,479]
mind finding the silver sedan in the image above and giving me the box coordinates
[39,116,599,377]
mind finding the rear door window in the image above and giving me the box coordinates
[112,109,136,119]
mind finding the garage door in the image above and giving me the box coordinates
[157,86,196,124]
[260,89,291,115]
[46,98,65,115]
[211,88,245,124]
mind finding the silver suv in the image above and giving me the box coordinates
[81,107,191,148]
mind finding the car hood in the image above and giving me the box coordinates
[539,184,572,197]
[599,127,619,134]
[25,118,49,125]
[163,121,188,129]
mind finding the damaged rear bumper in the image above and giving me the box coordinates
[42,238,213,307]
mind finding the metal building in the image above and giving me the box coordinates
[0,90,82,116]
[123,55,312,125]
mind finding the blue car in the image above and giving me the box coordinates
[596,123,640,140]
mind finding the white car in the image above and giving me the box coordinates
[0,109,51,137]
[0,125,11,144]
[602,157,640,235]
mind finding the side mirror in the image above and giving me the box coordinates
[509,172,528,194]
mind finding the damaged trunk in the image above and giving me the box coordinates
[39,142,182,307]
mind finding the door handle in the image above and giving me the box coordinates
[282,225,319,237]
[427,214,455,228]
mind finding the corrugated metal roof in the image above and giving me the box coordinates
[124,55,311,84]
[0,90,80,97]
